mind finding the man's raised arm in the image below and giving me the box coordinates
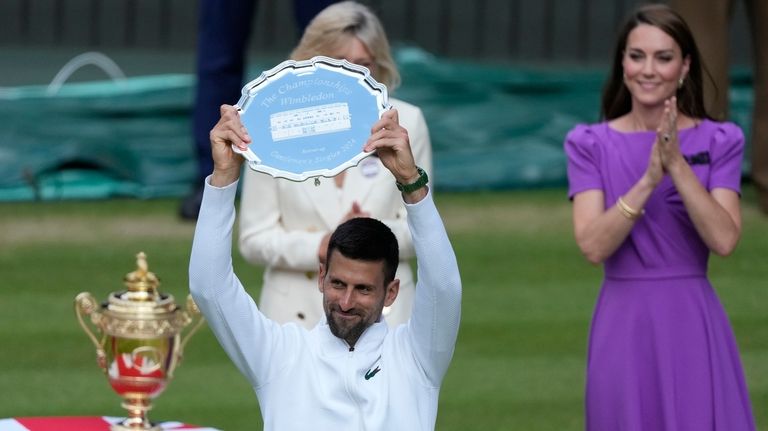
[364,109,462,386]
[189,105,288,387]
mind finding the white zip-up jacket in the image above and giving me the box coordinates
[189,178,462,431]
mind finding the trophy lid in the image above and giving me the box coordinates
[122,252,160,302]
[77,252,193,339]
[103,252,181,320]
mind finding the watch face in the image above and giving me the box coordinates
[232,56,391,182]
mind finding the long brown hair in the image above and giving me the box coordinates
[600,4,712,120]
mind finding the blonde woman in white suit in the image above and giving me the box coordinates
[238,1,433,329]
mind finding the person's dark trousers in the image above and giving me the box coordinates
[182,0,338,219]
[192,0,257,185]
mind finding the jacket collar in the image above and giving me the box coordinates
[314,316,389,356]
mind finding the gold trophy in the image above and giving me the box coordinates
[75,252,204,431]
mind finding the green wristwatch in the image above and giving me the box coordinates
[396,167,429,193]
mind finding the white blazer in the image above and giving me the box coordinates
[238,98,433,328]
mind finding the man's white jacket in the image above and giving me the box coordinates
[189,178,462,430]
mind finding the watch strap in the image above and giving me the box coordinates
[395,167,428,193]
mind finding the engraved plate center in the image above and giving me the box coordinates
[270,102,352,141]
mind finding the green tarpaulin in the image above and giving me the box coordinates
[0,48,755,200]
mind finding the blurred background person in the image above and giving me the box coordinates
[237,1,433,329]
[180,0,339,220]
[564,4,755,430]
[669,0,768,214]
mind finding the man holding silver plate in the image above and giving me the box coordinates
[189,96,460,430]
[236,1,433,330]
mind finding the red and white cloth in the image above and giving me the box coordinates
[0,417,221,431]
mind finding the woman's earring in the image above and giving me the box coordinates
[678,76,685,89]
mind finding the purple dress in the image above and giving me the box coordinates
[565,120,756,431]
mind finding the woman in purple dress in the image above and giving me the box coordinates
[564,5,756,430]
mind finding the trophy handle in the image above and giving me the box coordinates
[179,295,205,355]
[75,292,107,370]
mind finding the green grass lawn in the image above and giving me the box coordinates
[0,187,765,430]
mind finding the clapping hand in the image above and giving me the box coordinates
[343,202,370,222]
[657,97,685,171]
[644,97,684,187]
[318,202,370,264]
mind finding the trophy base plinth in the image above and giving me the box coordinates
[111,423,162,431]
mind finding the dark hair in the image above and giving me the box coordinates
[326,217,399,284]
[600,4,712,120]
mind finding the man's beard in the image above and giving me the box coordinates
[325,296,385,347]
[327,306,369,347]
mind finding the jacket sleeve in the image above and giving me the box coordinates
[189,177,294,388]
[404,189,462,386]
[237,168,326,271]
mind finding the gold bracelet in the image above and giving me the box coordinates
[616,196,644,220]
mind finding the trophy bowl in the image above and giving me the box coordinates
[75,252,204,431]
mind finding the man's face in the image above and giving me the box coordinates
[319,250,398,347]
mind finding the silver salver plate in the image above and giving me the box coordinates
[232,56,391,181]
